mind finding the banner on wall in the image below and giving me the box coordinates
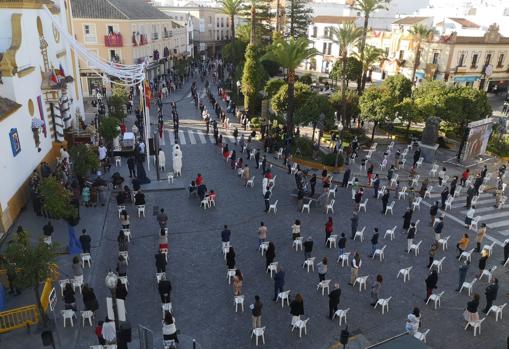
[9,128,21,157]
[37,96,47,137]
[463,118,494,161]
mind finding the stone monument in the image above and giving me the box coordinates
[418,116,441,163]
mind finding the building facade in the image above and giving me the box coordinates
[70,0,189,96]
[0,0,84,234]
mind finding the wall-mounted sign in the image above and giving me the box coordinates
[9,128,21,157]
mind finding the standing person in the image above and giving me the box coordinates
[381,189,390,214]
[289,293,304,326]
[296,189,304,212]
[328,283,341,319]
[367,164,374,186]
[466,185,475,209]
[477,250,489,277]
[95,321,106,345]
[456,233,470,258]
[351,178,359,200]
[349,252,362,286]
[63,283,76,310]
[162,312,179,343]
[402,208,413,231]
[482,278,499,313]
[429,201,439,226]
[338,233,347,257]
[158,278,172,303]
[464,206,475,229]
[43,221,54,239]
[342,167,351,188]
[350,212,359,239]
[370,274,383,307]
[6,262,21,295]
[242,164,251,185]
[463,294,480,323]
[266,242,275,268]
[310,174,317,196]
[157,208,168,229]
[406,223,416,252]
[502,239,509,265]
[155,249,167,273]
[434,216,444,241]
[120,210,130,229]
[372,174,380,198]
[291,220,301,240]
[303,237,313,260]
[317,257,328,281]
[273,266,285,301]
[440,186,449,209]
[476,223,487,252]
[456,260,470,291]
[425,269,438,302]
[263,189,271,213]
[325,217,333,246]
[461,169,470,187]
[251,295,263,329]
[254,149,260,169]
[233,269,243,296]
[427,242,438,269]
[221,225,231,244]
[72,256,83,279]
[80,229,92,254]
[117,230,128,252]
[258,222,267,247]
[450,176,458,197]
[438,167,446,186]
[369,228,379,257]
[226,247,236,269]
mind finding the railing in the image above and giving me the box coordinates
[0,305,39,333]
[105,33,123,47]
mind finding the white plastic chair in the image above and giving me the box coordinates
[115,156,121,167]
[251,327,266,346]
[234,295,244,312]
[385,201,395,215]
[246,176,255,188]
[333,308,350,326]
[430,164,439,176]
[259,241,269,256]
[156,272,166,283]
[200,198,210,209]
[81,310,94,327]
[347,177,355,188]
[277,290,291,308]
[337,252,350,267]
[353,275,368,291]
[72,275,84,294]
[354,227,365,242]
[424,186,433,198]
[59,279,69,297]
[458,248,475,262]
[359,199,368,212]
[372,245,386,261]
[137,205,145,218]
[81,253,92,268]
[326,199,335,214]
[276,147,283,159]
[414,329,430,343]
[290,163,298,174]
[268,175,277,187]
[397,266,413,282]
[122,228,131,242]
[162,302,173,316]
[412,197,422,211]
[408,240,422,256]
[390,174,399,187]
[438,236,450,250]
[426,291,445,309]
[384,226,396,240]
[482,241,496,256]
[430,257,446,273]
[61,309,76,327]
[301,200,312,214]
[480,266,497,282]
[117,205,126,219]
[291,317,310,338]
[293,237,303,251]
[398,186,408,200]
[327,234,338,248]
[416,157,424,168]
[464,317,485,336]
[167,172,174,183]
[374,297,392,314]
[487,303,506,321]
[460,278,478,296]
[328,184,338,198]
[302,257,315,272]
[377,186,386,199]
[411,174,421,188]
[316,279,331,295]
[268,200,278,214]
[266,262,278,277]
[444,196,454,211]
[119,251,129,265]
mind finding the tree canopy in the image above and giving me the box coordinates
[69,144,99,179]
[329,57,362,84]
[295,93,335,130]
[271,81,311,115]
[264,78,286,99]
[38,176,77,221]
[285,0,313,38]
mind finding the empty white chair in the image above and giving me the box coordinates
[412,197,422,211]
[327,234,338,248]
[277,290,291,308]
[379,160,387,171]
[358,199,368,212]
[303,257,315,272]
[246,176,255,188]
[291,317,309,338]
[482,241,496,256]
[290,163,298,174]
[353,275,368,291]
[414,219,421,233]
[469,216,481,231]
[480,266,497,282]
[416,157,424,168]
[328,185,338,198]
[226,269,236,284]
[316,279,331,296]
[234,295,244,312]
[458,248,475,262]
[81,310,94,327]
[411,174,421,187]
[337,252,350,267]
[390,174,399,187]
[268,175,277,186]
[326,199,335,214]
[372,245,386,261]
[377,186,386,199]
[81,253,92,268]
[430,257,446,273]
[384,226,396,240]
[61,309,76,327]
[354,227,366,242]
[249,149,256,160]
[464,317,485,336]
[444,196,454,211]
[424,186,433,198]
[251,327,266,346]
[397,266,413,283]
[156,272,166,283]
[259,241,269,256]
[438,236,450,250]
[137,205,145,218]
[430,163,439,176]
[374,297,392,314]
[408,240,422,256]
[122,229,131,242]
[167,172,174,183]
[346,177,355,188]
[385,201,395,215]
[59,279,70,297]
[400,158,407,168]
[115,156,121,167]
[266,262,278,277]
[293,237,303,251]
[486,303,506,321]
[460,278,478,296]
[72,275,84,294]
[426,291,445,309]
[414,329,430,343]
[333,308,350,326]
[268,200,278,214]
[117,205,126,219]
[398,186,408,200]
[301,200,312,214]
[471,195,479,206]
[276,147,283,159]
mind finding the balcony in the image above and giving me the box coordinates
[132,33,148,46]
[152,33,159,41]
[104,33,123,47]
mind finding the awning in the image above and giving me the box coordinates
[453,75,480,82]
[415,71,425,79]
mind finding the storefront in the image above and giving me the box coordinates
[451,75,481,87]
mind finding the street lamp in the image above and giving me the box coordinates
[105,272,120,344]
[334,121,344,171]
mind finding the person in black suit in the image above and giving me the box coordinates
[328,283,341,319]
[158,279,172,303]
[80,229,91,254]
[155,250,167,273]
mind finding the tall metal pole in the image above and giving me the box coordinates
[154,131,160,180]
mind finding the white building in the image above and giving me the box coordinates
[0,0,84,234]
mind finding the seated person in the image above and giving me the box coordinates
[189,180,197,196]
[116,191,126,205]
[132,177,141,191]
[123,185,132,202]
[111,173,124,188]
[134,190,145,206]
[264,170,273,180]
[206,190,216,202]
[159,228,168,250]
[197,183,207,201]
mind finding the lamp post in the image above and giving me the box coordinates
[105,272,120,344]
[334,121,344,171]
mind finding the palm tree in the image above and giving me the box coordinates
[261,37,319,140]
[409,24,434,83]
[332,23,363,128]
[219,0,244,48]
[351,0,389,92]
[354,44,385,90]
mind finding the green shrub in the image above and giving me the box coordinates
[299,73,313,85]
[321,152,343,167]
[488,134,509,156]
[250,117,261,128]
[292,136,314,157]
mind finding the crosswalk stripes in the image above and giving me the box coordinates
[168,130,175,145]
[197,131,206,143]
[188,130,197,144]
[178,131,186,144]
[208,134,215,143]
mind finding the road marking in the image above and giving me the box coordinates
[209,134,215,143]
[497,229,509,237]
[226,135,235,143]
[168,130,175,145]
[188,130,197,144]
[487,220,509,229]
[178,131,186,144]
[159,130,165,145]
[197,131,207,143]
[451,198,495,209]
[460,206,495,214]
[479,211,509,221]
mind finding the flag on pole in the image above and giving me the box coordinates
[144,80,152,107]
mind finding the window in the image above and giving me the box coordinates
[384,47,389,56]
[327,43,332,55]
[324,27,329,38]
[458,53,465,66]
[221,18,224,27]
[497,53,505,68]
[107,25,114,34]
[471,53,478,68]
[216,18,220,28]
[209,16,212,24]
[322,42,327,54]
[398,50,404,60]
[485,53,492,66]
[312,26,317,38]
[83,24,96,43]
[432,52,439,65]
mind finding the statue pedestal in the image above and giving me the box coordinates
[418,142,439,163]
